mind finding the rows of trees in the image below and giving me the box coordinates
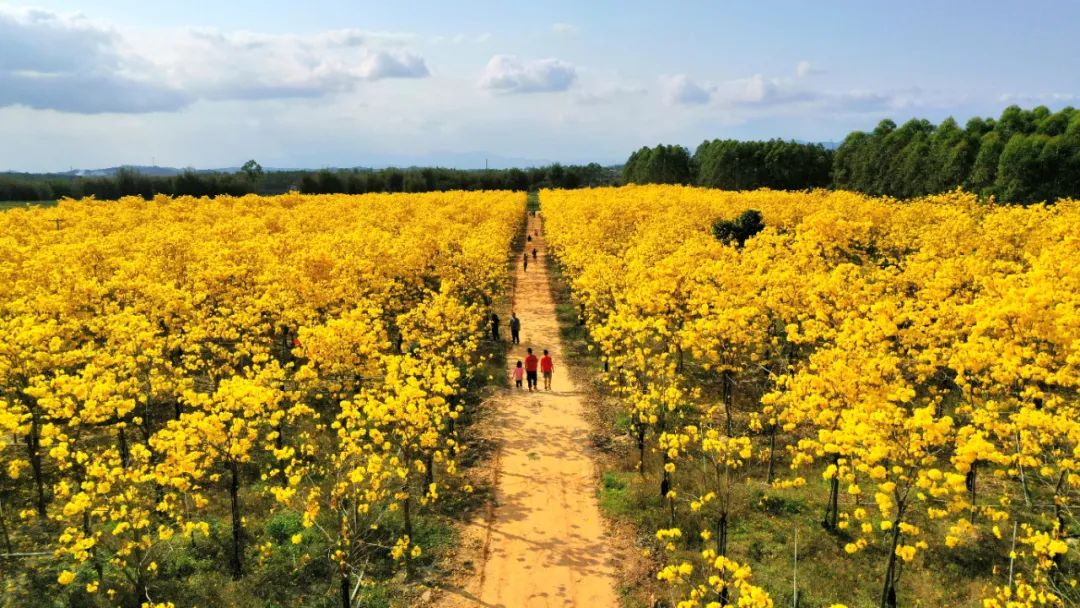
[0,163,619,202]
[695,139,833,190]
[624,105,1080,203]
[833,106,1080,202]
[544,185,1080,607]
[297,163,615,195]
[623,139,835,191]
[0,192,524,607]
[622,145,695,185]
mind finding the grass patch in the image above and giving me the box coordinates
[598,471,634,518]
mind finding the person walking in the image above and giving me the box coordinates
[532,247,538,261]
[490,312,500,341]
[523,253,529,272]
[524,348,539,391]
[540,349,554,390]
[512,361,524,389]
[509,312,521,344]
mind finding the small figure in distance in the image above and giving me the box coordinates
[532,247,538,261]
[513,360,524,389]
[541,349,554,390]
[490,311,500,341]
[525,348,539,391]
[523,252,529,272]
[527,234,532,242]
[509,312,521,345]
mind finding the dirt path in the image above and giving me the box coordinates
[444,213,620,608]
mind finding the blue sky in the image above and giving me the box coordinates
[1,1,1078,171]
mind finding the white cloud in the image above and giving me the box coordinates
[0,6,429,114]
[141,29,429,100]
[712,74,816,106]
[795,60,824,78]
[359,49,429,80]
[0,6,188,113]
[660,74,711,105]
[659,69,911,115]
[552,22,579,35]
[479,55,577,94]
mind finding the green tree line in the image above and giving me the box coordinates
[833,105,1080,202]
[623,139,833,190]
[624,105,1080,203]
[297,163,615,194]
[0,163,618,202]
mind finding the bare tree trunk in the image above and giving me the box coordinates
[130,568,147,608]
[767,424,777,484]
[1007,521,1018,594]
[879,519,902,608]
[965,462,977,523]
[341,570,351,608]
[660,440,675,525]
[823,454,840,531]
[660,459,671,499]
[85,510,102,579]
[26,412,47,517]
[716,512,729,606]
[722,370,734,435]
[425,453,435,489]
[229,460,244,578]
[402,481,415,580]
[1014,432,1032,507]
[636,424,646,476]
[0,493,11,554]
[118,425,130,469]
[715,512,728,558]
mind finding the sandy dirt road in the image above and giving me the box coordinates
[443,213,620,608]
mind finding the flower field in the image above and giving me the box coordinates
[0,191,524,607]
[543,185,1080,608]
[3,184,1078,608]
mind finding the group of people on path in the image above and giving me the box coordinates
[490,311,521,343]
[523,230,539,271]
[489,311,555,391]
[493,222,554,391]
[514,348,554,391]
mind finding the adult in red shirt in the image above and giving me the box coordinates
[540,350,554,390]
[524,348,539,391]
